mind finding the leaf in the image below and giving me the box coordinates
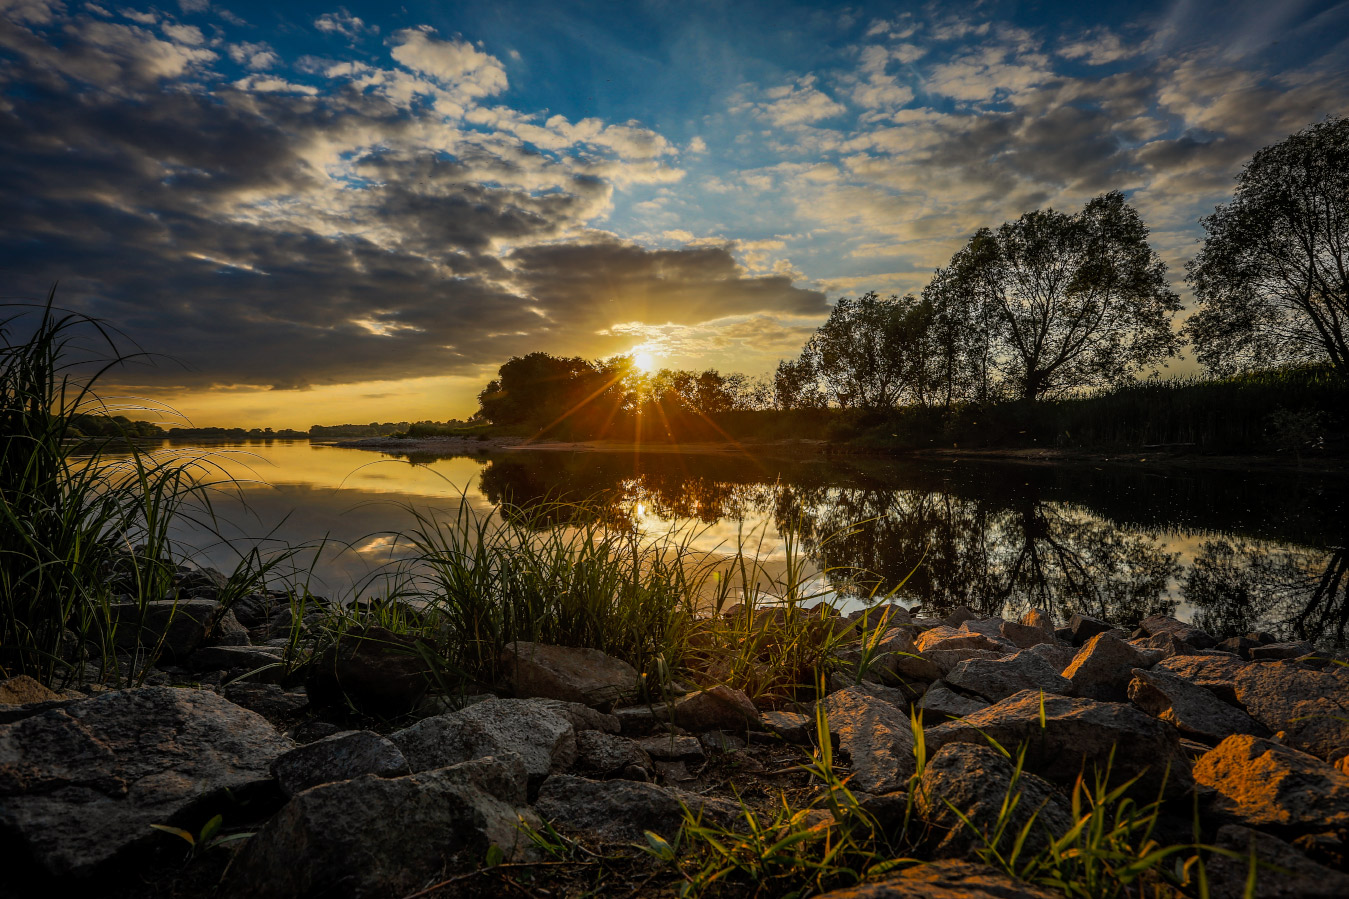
[198,813,223,846]
[644,831,675,861]
[149,824,196,846]
[484,843,504,867]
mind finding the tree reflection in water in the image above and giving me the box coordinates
[450,450,1345,647]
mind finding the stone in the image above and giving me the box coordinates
[1194,735,1349,833]
[946,650,1071,702]
[1066,613,1113,645]
[1024,642,1076,672]
[228,755,537,898]
[918,742,1073,859]
[1127,668,1265,744]
[500,641,640,709]
[229,593,278,628]
[1155,654,1248,704]
[531,698,621,734]
[762,710,814,744]
[822,686,917,794]
[1019,609,1054,631]
[918,682,990,721]
[925,690,1193,799]
[812,860,1059,898]
[0,687,292,878]
[223,682,310,722]
[943,605,980,628]
[305,626,433,718]
[536,774,738,843]
[917,626,1005,654]
[0,675,62,706]
[270,730,409,797]
[109,598,220,660]
[999,620,1054,650]
[613,704,665,735]
[1139,615,1218,649]
[1216,636,1258,660]
[1062,632,1147,701]
[1206,825,1349,899]
[957,618,1007,640]
[923,648,1006,677]
[210,609,251,646]
[1141,631,1197,658]
[574,730,652,776]
[670,684,761,732]
[389,698,576,785]
[1231,662,1349,760]
[1249,641,1315,661]
[700,729,746,753]
[187,644,285,673]
[637,733,706,762]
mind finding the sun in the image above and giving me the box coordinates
[631,351,657,373]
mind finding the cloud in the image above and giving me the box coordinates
[1058,27,1149,65]
[1,0,66,25]
[228,40,278,70]
[314,7,375,41]
[390,28,506,97]
[755,75,846,127]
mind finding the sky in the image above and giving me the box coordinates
[1,0,1346,427]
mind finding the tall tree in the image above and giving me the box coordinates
[1183,117,1349,377]
[799,291,934,410]
[939,192,1181,402]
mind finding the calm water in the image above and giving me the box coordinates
[127,441,1348,649]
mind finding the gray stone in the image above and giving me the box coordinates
[762,709,814,744]
[109,599,220,660]
[1232,662,1349,760]
[574,730,652,776]
[917,627,1005,654]
[227,755,538,898]
[1063,632,1147,701]
[1127,668,1265,744]
[305,625,433,718]
[946,650,1071,702]
[943,605,981,628]
[637,733,706,763]
[389,698,577,784]
[1139,615,1218,649]
[270,730,409,797]
[1206,825,1349,899]
[500,641,640,709]
[1155,654,1248,704]
[1194,735,1349,832]
[670,684,761,732]
[1019,609,1054,631]
[918,682,990,721]
[531,698,621,734]
[700,730,746,753]
[822,686,917,794]
[223,682,310,722]
[999,620,1054,650]
[923,648,1006,677]
[0,687,292,877]
[535,774,738,843]
[1066,613,1112,645]
[210,609,251,646]
[1024,642,1076,672]
[1248,641,1315,661]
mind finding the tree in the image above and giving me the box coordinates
[773,357,824,410]
[798,291,934,410]
[938,192,1181,402]
[1183,117,1349,377]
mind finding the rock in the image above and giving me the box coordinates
[222,683,310,722]
[0,675,63,706]
[228,755,537,898]
[670,684,761,732]
[700,730,746,753]
[1155,654,1247,704]
[1194,735,1349,833]
[229,593,278,628]
[389,698,576,785]
[109,599,220,660]
[1206,825,1349,899]
[1066,613,1113,645]
[917,627,1005,654]
[1127,668,1265,744]
[574,730,652,776]
[0,687,292,878]
[1062,632,1147,701]
[1216,636,1258,659]
[1232,662,1349,760]
[946,650,1071,702]
[187,644,285,674]
[925,690,1193,799]
[500,641,639,710]
[531,698,621,734]
[210,609,251,646]
[1139,615,1218,649]
[943,606,981,628]
[1024,642,1076,672]
[999,621,1054,650]
[923,648,1006,677]
[812,859,1059,898]
[637,733,706,763]
[892,651,946,681]
[919,682,990,721]
[535,774,738,842]
[270,730,409,797]
[1141,631,1197,658]
[288,720,343,743]
[917,742,1072,860]
[822,686,917,794]
[1019,609,1054,631]
[1249,641,1315,661]
[957,618,1007,640]
[762,710,814,744]
[305,626,433,718]
[613,704,665,735]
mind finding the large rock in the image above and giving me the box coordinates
[999,621,1054,650]
[1194,735,1349,833]
[919,682,990,721]
[1231,662,1349,760]
[0,687,291,877]
[1062,632,1148,701]
[812,860,1059,898]
[822,686,917,794]
[1127,668,1265,744]
[918,742,1072,859]
[637,733,706,763]
[389,698,576,784]
[0,676,63,706]
[917,627,1005,654]
[1206,825,1349,899]
[669,684,761,732]
[1065,613,1113,646]
[186,644,285,675]
[946,650,1071,702]
[270,730,409,797]
[228,755,537,898]
[925,690,1193,799]
[536,774,738,842]
[573,730,652,777]
[1139,615,1218,649]
[109,599,220,660]
[500,641,639,709]
[924,648,1006,677]
[1155,654,1248,704]
[305,626,433,718]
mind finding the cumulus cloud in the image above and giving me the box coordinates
[227,40,278,70]
[314,7,375,41]
[755,75,846,127]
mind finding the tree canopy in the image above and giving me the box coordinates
[1183,117,1349,377]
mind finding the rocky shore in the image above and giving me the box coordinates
[2,577,1347,898]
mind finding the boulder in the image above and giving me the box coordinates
[1019,609,1054,631]
[1127,668,1265,744]
[1139,615,1218,649]
[812,860,1059,898]
[305,626,432,718]
[209,609,251,646]
[670,684,761,732]
[1194,735,1349,833]
[943,605,980,628]
[762,710,814,744]
[0,687,292,878]
[222,683,310,723]
[917,627,1005,655]
[535,774,738,843]
[389,698,576,785]
[822,686,917,794]
[1231,662,1349,760]
[1062,632,1147,701]
[227,755,537,898]
[1024,642,1076,672]
[1066,613,1112,646]
[1155,654,1247,704]
[1249,641,1315,662]
[917,742,1072,860]
[109,599,219,660]
[0,675,63,706]
[270,730,409,797]
[999,620,1054,650]
[637,733,706,763]
[923,648,1006,677]
[574,730,652,777]
[946,650,1071,702]
[925,690,1193,799]
[531,698,621,734]
[499,641,639,709]
[1205,825,1349,899]
[957,618,1008,640]
[918,682,989,721]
